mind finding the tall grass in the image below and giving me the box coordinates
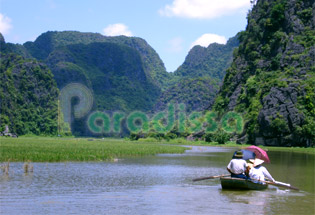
[0,137,187,162]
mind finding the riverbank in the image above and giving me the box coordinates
[264,146,315,154]
[136,137,247,146]
[0,137,186,162]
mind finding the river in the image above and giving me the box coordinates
[0,146,314,214]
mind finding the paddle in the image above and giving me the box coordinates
[264,180,299,191]
[192,174,230,182]
[250,178,299,191]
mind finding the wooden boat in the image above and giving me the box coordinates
[220,176,268,190]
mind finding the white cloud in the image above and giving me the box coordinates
[191,33,227,48]
[159,0,250,19]
[102,23,133,36]
[167,37,184,53]
[0,13,12,35]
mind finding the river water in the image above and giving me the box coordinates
[0,146,314,215]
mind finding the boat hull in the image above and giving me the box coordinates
[220,177,268,190]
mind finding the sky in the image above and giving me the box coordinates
[0,0,252,72]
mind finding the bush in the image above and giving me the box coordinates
[165,132,177,140]
[147,132,165,140]
[270,116,289,136]
[129,132,146,141]
[214,129,231,144]
[204,133,214,142]
[204,129,231,144]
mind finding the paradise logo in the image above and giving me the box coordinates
[59,83,244,134]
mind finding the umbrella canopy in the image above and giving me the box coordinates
[246,145,270,163]
[232,149,256,160]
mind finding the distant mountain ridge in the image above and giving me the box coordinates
[154,35,239,112]
[174,36,239,80]
[23,31,171,89]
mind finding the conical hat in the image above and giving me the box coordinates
[249,158,264,166]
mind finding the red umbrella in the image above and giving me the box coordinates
[246,145,270,163]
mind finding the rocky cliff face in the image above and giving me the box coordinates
[213,0,314,146]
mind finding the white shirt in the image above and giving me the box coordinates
[227,159,247,174]
[249,167,265,181]
[256,166,275,182]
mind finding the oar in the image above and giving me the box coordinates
[264,180,299,191]
[250,178,299,191]
[192,174,230,182]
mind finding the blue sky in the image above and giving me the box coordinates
[0,0,251,72]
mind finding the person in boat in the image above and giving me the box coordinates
[247,158,275,183]
[246,163,264,183]
[226,150,248,179]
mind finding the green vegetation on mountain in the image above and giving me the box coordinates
[47,42,161,112]
[0,33,32,58]
[0,34,59,135]
[213,0,315,146]
[154,77,220,113]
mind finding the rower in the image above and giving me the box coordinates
[226,150,248,179]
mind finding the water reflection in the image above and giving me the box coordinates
[0,146,314,215]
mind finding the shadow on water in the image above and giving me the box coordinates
[0,146,314,215]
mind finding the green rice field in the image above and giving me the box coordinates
[0,137,187,162]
